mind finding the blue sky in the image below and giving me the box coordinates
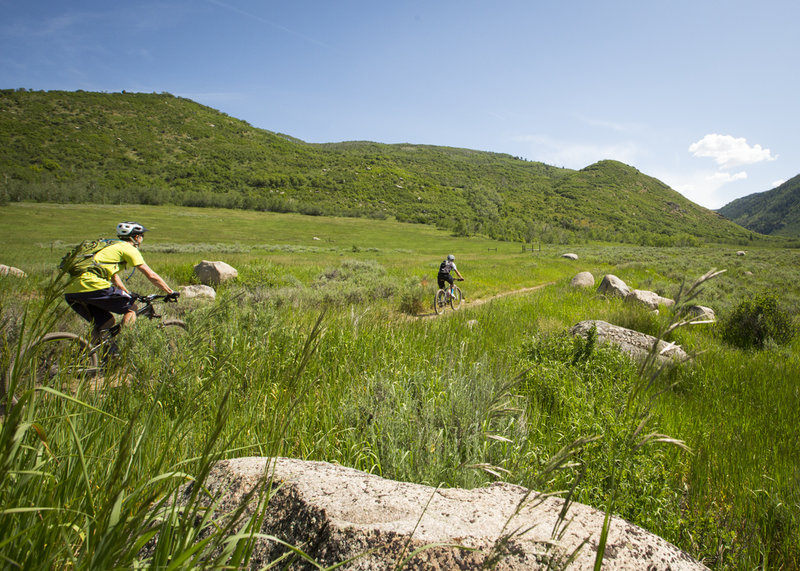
[2,1,797,209]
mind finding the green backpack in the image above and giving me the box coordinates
[59,238,120,278]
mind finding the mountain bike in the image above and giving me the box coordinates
[433,278,464,315]
[2,293,186,410]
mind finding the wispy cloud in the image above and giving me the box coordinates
[689,134,776,169]
[707,171,748,183]
[514,134,641,169]
[205,0,331,49]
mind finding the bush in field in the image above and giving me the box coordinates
[312,259,397,305]
[397,276,433,315]
[719,293,796,349]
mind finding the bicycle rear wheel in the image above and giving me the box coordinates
[434,289,448,315]
[450,286,463,310]
[3,332,99,406]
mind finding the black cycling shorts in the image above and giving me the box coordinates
[437,272,455,290]
[65,287,135,329]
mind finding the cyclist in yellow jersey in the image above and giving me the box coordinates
[64,222,178,345]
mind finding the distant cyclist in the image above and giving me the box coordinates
[437,254,464,296]
[64,222,178,345]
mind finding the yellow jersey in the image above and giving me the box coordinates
[64,240,145,294]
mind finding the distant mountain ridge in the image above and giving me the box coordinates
[0,89,756,245]
[717,175,800,237]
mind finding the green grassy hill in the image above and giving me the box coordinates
[1,88,756,245]
[718,174,800,237]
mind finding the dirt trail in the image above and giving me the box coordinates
[416,281,554,318]
[466,281,554,308]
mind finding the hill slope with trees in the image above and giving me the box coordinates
[1,89,755,245]
[718,174,800,238]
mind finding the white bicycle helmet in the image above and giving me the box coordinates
[447,254,455,261]
[116,221,147,237]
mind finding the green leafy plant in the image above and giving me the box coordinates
[719,292,796,349]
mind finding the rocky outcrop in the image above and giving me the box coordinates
[570,320,688,365]
[626,289,675,311]
[570,272,595,288]
[597,274,630,298]
[193,260,238,285]
[169,457,706,570]
[0,264,26,278]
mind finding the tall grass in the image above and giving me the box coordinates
[2,203,800,568]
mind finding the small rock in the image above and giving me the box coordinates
[737,250,746,256]
[686,305,715,322]
[193,260,238,286]
[180,284,217,300]
[561,253,578,260]
[626,289,675,310]
[597,274,630,298]
[570,271,595,288]
[0,264,27,278]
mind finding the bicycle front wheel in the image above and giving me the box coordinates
[3,332,99,405]
[450,286,463,310]
[434,289,448,315]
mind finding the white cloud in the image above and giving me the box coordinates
[689,134,776,169]
[772,179,786,188]
[653,168,750,210]
[707,171,748,183]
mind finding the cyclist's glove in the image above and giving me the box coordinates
[165,292,180,303]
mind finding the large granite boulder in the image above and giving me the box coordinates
[193,260,238,285]
[166,456,707,570]
[597,274,630,298]
[570,271,595,288]
[626,289,675,311]
[570,320,688,365]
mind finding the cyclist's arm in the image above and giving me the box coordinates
[135,263,174,294]
[111,273,131,294]
[454,269,464,280]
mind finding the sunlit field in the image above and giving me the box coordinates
[1,202,799,569]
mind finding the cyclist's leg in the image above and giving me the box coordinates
[66,294,112,344]
[121,308,137,328]
[66,288,134,342]
[444,274,455,296]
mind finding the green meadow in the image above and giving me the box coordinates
[1,203,799,569]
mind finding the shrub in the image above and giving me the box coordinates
[719,293,796,349]
[397,276,432,315]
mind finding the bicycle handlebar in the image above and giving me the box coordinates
[132,292,181,303]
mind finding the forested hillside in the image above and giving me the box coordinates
[1,89,756,245]
[718,174,800,237]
